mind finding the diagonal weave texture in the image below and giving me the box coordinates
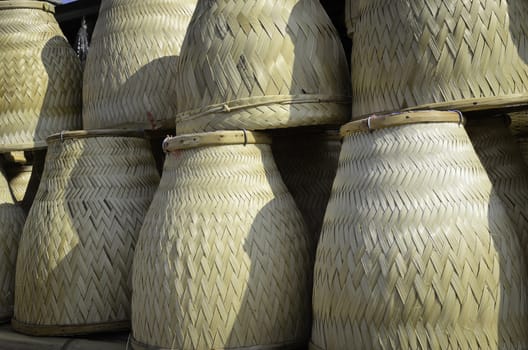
[466,117,528,265]
[271,130,341,245]
[351,0,528,118]
[174,0,351,134]
[508,112,528,164]
[132,133,312,349]
[83,0,197,130]
[310,120,528,349]
[13,133,160,336]
[0,1,82,151]
[0,165,25,323]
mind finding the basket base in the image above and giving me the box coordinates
[11,317,130,337]
[353,93,528,120]
[130,337,306,350]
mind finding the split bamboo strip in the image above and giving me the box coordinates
[466,116,528,264]
[83,0,197,130]
[0,164,25,324]
[271,130,341,245]
[175,0,351,134]
[0,1,82,151]
[13,130,160,336]
[311,111,528,349]
[132,130,311,349]
[351,0,528,118]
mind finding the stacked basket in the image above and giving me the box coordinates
[130,0,351,349]
[309,0,528,349]
[0,0,82,326]
[11,0,183,336]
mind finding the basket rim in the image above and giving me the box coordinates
[46,129,146,143]
[340,110,465,137]
[0,0,54,13]
[163,130,271,152]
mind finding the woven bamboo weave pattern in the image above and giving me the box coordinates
[272,131,340,245]
[466,117,528,263]
[7,166,32,204]
[174,0,350,133]
[6,151,46,214]
[0,2,82,151]
[83,0,197,130]
[344,0,358,38]
[13,133,160,336]
[311,120,528,349]
[351,0,528,117]
[0,166,25,323]
[132,134,311,349]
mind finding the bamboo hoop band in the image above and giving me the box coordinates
[11,318,130,337]
[176,95,351,121]
[341,111,465,137]
[130,337,304,350]
[163,130,272,152]
[0,1,54,13]
[47,129,146,143]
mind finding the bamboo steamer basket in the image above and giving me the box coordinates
[174,0,351,134]
[0,1,82,151]
[466,116,528,262]
[351,0,528,118]
[132,131,311,349]
[271,129,341,245]
[310,111,528,349]
[13,130,160,336]
[0,164,26,324]
[83,0,198,130]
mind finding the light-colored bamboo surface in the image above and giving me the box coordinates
[351,0,528,118]
[132,131,311,349]
[174,0,351,134]
[311,114,528,349]
[271,130,341,245]
[0,164,25,324]
[466,116,528,264]
[83,0,198,130]
[0,1,82,151]
[13,132,160,336]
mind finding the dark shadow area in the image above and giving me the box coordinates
[508,0,528,66]
[39,35,82,146]
[466,116,528,348]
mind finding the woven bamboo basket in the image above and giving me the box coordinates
[13,130,160,336]
[466,116,528,263]
[344,0,358,38]
[0,1,82,151]
[83,0,198,130]
[509,111,528,164]
[271,129,341,245]
[0,164,26,324]
[131,131,311,349]
[174,0,351,134]
[351,0,528,118]
[310,111,528,349]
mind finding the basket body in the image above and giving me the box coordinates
[466,117,528,262]
[0,166,25,323]
[83,0,198,130]
[311,117,528,349]
[272,131,340,245]
[0,1,82,151]
[13,132,160,336]
[175,0,351,133]
[6,151,46,214]
[132,133,311,349]
[351,0,528,117]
